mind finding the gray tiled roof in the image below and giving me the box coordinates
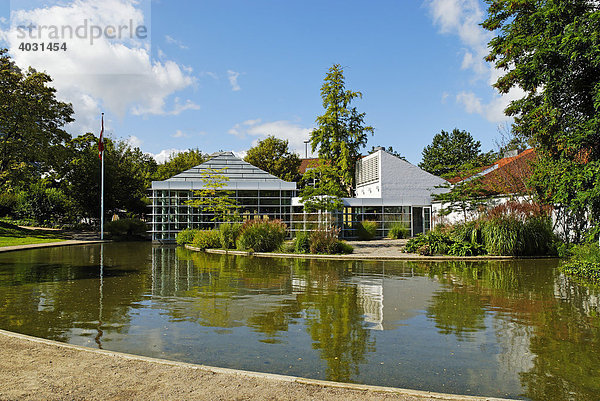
[151,151,297,191]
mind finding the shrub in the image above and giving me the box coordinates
[387,223,410,239]
[294,231,310,253]
[357,220,377,240]
[335,240,354,254]
[404,231,454,255]
[219,222,242,249]
[192,229,221,250]
[561,261,600,284]
[451,221,483,245]
[309,227,340,254]
[447,241,485,256]
[237,219,287,252]
[569,242,600,263]
[482,217,522,256]
[176,228,199,245]
[105,218,148,240]
[481,216,558,256]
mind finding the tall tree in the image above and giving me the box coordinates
[154,149,206,181]
[483,0,600,241]
[61,133,157,220]
[244,136,301,182]
[310,64,374,197]
[0,49,74,190]
[419,128,496,178]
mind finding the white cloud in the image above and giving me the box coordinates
[127,135,143,148]
[228,119,313,156]
[165,34,188,49]
[227,70,241,91]
[456,91,483,114]
[172,130,187,138]
[426,0,523,121]
[201,71,218,80]
[3,0,197,133]
[149,148,186,163]
[441,91,449,104]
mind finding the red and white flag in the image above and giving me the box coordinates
[98,113,104,159]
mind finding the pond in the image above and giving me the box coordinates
[0,242,599,400]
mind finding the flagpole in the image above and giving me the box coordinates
[100,113,105,240]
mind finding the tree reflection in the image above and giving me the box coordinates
[426,288,487,340]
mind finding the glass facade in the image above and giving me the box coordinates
[150,189,296,241]
[290,205,431,239]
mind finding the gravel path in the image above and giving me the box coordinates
[0,330,510,401]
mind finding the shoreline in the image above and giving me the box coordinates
[0,329,513,401]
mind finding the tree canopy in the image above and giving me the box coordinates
[0,48,74,190]
[155,149,206,181]
[244,136,300,182]
[483,0,600,240]
[419,128,496,178]
[309,64,373,197]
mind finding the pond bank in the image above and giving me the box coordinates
[0,239,108,253]
[188,239,546,261]
[0,329,511,401]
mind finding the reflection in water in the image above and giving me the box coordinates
[1,244,600,400]
[95,243,104,349]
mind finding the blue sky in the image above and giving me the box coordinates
[0,0,521,164]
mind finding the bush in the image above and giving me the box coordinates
[309,227,340,254]
[219,222,242,249]
[176,228,199,245]
[237,219,288,252]
[357,220,377,240]
[105,218,148,240]
[294,231,310,253]
[561,261,600,284]
[335,240,354,254]
[192,229,221,250]
[447,240,485,256]
[387,223,410,239]
[404,231,454,255]
[568,242,600,263]
[482,216,558,256]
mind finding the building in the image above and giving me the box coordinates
[432,148,537,225]
[150,148,447,241]
[292,148,448,238]
[149,152,297,242]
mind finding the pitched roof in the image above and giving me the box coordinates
[299,158,324,174]
[453,148,537,195]
[151,151,297,190]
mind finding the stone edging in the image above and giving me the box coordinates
[0,329,513,401]
[186,245,553,261]
[0,240,109,253]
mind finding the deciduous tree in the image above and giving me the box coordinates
[483,0,600,241]
[419,128,496,178]
[244,136,300,182]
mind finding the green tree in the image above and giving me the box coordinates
[299,164,344,213]
[310,64,374,197]
[154,149,206,181]
[244,136,301,182]
[419,129,496,178]
[61,133,157,220]
[483,0,600,241]
[186,167,238,222]
[0,49,74,191]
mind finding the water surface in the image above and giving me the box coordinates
[0,242,599,400]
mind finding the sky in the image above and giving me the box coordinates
[0,0,523,165]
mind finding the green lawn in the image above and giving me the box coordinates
[0,222,68,248]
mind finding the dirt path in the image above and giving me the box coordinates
[0,330,510,401]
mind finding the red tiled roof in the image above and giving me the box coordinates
[454,149,537,195]
[299,158,323,174]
